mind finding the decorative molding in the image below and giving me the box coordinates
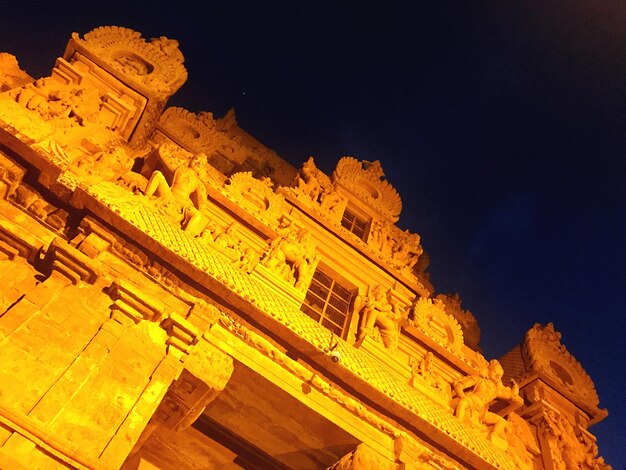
[524,323,600,409]
[72,26,187,97]
[332,157,402,222]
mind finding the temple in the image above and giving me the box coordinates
[0,27,610,469]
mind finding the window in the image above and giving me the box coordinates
[341,207,369,240]
[301,268,355,337]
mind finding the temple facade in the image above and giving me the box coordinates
[0,27,610,469]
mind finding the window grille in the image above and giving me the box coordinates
[301,268,355,337]
[341,208,369,240]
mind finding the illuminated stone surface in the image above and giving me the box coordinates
[0,27,610,469]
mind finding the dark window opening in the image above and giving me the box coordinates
[301,268,355,337]
[341,208,369,240]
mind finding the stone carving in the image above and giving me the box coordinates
[144,143,209,236]
[436,293,481,351]
[504,411,539,470]
[261,226,318,290]
[332,157,402,222]
[409,297,464,353]
[158,107,223,156]
[222,171,291,229]
[0,53,33,92]
[72,26,187,96]
[355,285,406,351]
[287,156,346,223]
[10,78,104,130]
[525,323,600,409]
[409,351,452,402]
[295,156,323,201]
[11,184,69,231]
[365,218,424,280]
[71,142,137,186]
[542,410,611,470]
[205,222,259,273]
[452,359,523,441]
[158,107,297,185]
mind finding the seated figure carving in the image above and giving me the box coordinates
[409,351,452,402]
[144,143,209,236]
[204,222,258,273]
[452,360,523,439]
[262,227,317,290]
[355,285,405,351]
[295,156,322,201]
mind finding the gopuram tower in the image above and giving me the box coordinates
[0,27,610,469]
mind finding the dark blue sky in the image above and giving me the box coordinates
[3,1,624,465]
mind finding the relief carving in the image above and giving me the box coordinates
[332,157,402,223]
[73,26,187,96]
[202,222,259,273]
[221,171,291,229]
[541,409,610,470]
[143,143,209,236]
[525,323,601,410]
[451,359,523,443]
[261,225,318,290]
[409,297,464,353]
[286,156,347,223]
[409,351,452,403]
[355,285,407,351]
[436,293,481,351]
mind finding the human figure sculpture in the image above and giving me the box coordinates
[295,156,322,201]
[392,232,423,271]
[319,187,345,220]
[263,228,317,289]
[144,144,209,236]
[369,220,393,257]
[355,285,404,350]
[213,222,240,251]
[409,351,452,401]
[453,360,523,438]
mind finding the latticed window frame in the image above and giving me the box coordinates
[341,207,369,241]
[301,267,356,338]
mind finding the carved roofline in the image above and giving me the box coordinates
[524,323,600,409]
[332,157,402,222]
[67,26,187,97]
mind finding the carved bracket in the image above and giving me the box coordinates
[161,312,200,359]
[0,219,43,263]
[42,237,99,284]
[108,278,166,324]
[154,342,233,431]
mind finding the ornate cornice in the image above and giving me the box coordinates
[71,26,187,96]
[524,323,599,408]
[332,157,402,222]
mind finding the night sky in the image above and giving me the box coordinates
[3,1,624,466]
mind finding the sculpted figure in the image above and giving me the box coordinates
[392,231,423,271]
[144,144,209,236]
[543,410,610,470]
[369,220,393,257]
[74,145,135,183]
[213,222,240,251]
[409,352,452,401]
[295,156,322,201]
[262,228,317,290]
[319,186,346,221]
[207,222,259,273]
[355,285,404,350]
[453,360,523,438]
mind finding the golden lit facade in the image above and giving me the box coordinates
[0,27,610,469]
